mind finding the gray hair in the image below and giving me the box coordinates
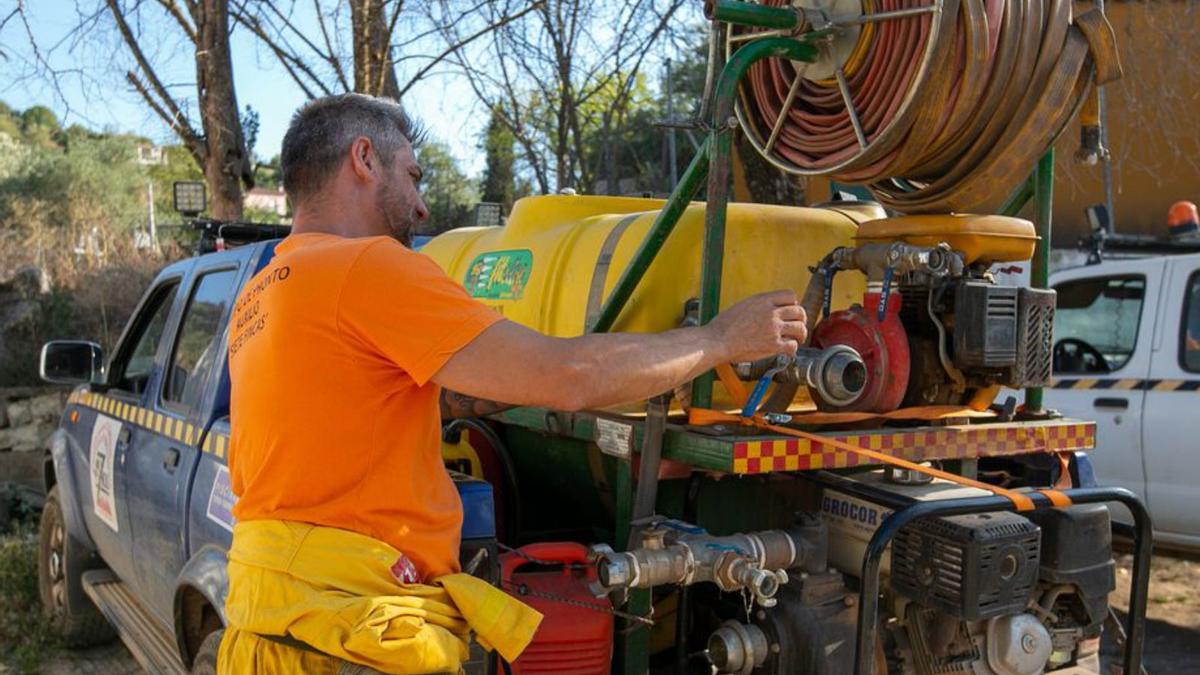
[280,93,426,205]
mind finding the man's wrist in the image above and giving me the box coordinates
[697,323,733,366]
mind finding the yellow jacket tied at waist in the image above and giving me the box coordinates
[219,520,542,674]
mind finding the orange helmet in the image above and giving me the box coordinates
[1168,201,1199,237]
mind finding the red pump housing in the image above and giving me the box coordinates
[810,289,910,412]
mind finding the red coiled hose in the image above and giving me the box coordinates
[734,0,1121,212]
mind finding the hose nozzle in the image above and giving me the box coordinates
[795,344,866,407]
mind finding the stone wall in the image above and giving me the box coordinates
[0,386,69,491]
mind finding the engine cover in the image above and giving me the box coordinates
[953,282,1019,369]
[891,512,1040,621]
[951,282,1056,388]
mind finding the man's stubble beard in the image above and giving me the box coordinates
[377,177,419,248]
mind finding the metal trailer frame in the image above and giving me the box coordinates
[492,1,1150,672]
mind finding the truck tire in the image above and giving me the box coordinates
[38,486,116,647]
[191,629,223,674]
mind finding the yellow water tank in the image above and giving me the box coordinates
[422,194,869,407]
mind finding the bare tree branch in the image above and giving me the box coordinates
[0,6,20,59]
[375,0,405,94]
[125,70,206,161]
[104,0,198,143]
[230,2,331,97]
[444,0,686,192]
[153,0,197,44]
[397,0,543,99]
[311,0,352,91]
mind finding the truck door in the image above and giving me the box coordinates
[82,276,185,586]
[1048,260,1163,520]
[1140,256,1200,547]
[125,263,240,622]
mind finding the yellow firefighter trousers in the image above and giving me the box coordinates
[217,520,541,674]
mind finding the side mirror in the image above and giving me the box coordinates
[40,341,104,385]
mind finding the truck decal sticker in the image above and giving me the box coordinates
[463,250,532,300]
[206,465,237,532]
[88,414,122,532]
[1050,377,1200,391]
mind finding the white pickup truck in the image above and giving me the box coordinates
[1036,238,1200,551]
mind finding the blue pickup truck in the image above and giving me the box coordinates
[36,237,498,673]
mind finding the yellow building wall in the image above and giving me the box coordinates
[1048,0,1200,245]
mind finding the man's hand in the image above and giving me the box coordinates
[706,290,808,363]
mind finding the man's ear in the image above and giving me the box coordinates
[348,137,377,183]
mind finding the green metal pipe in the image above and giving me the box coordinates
[999,175,1035,217]
[708,0,802,30]
[1026,149,1055,412]
[589,138,711,334]
[691,36,818,409]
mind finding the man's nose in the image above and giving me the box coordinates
[415,199,430,221]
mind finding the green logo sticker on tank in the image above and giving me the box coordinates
[464,249,533,300]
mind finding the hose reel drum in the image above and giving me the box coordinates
[727,0,1122,213]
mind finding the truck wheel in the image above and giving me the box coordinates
[38,486,116,647]
[191,629,223,674]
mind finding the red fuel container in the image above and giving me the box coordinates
[500,542,614,674]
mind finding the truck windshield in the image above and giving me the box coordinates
[1053,275,1145,373]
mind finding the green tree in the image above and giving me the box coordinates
[254,155,282,190]
[416,142,478,236]
[0,102,20,139]
[480,109,516,214]
[19,105,60,149]
[0,133,150,276]
[19,105,59,131]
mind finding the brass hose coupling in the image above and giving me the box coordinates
[590,517,827,608]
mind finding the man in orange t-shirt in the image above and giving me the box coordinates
[225,93,807,664]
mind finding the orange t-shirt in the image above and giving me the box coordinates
[227,233,501,579]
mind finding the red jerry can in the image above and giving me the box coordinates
[500,542,614,674]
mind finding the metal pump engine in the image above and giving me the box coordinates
[786,216,1057,413]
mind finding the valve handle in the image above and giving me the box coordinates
[877,266,894,322]
[741,376,774,418]
[822,267,835,319]
[740,357,788,418]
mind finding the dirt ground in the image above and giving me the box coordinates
[1105,551,1200,674]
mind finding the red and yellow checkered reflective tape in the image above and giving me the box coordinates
[67,390,231,460]
[730,421,1095,475]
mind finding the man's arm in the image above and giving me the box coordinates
[439,389,514,419]
[432,291,806,412]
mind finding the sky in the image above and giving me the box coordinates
[0,1,491,174]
